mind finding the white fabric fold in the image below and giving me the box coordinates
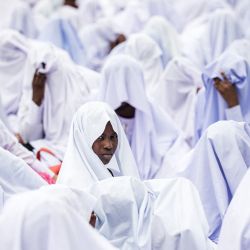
[57,101,139,189]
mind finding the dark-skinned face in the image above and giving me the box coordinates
[115,102,135,119]
[92,121,118,165]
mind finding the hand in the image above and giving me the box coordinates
[213,72,239,108]
[15,133,25,144]
[110,34,126,51]
[89,211,96,228]
[32,70,46,106]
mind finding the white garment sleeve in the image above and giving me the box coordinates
[225,105,244,122]
[18,89,44,142]
[0,121,54,177]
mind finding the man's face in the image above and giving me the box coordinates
[92,121,118,165]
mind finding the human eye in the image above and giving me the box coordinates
[111,133,118,140]
[98,135,104,141]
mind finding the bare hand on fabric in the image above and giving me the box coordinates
[213,72,239,108]
[32,70,46,106]
[110,34,126,51]
[89,211,96,228]
[15,133,25,144]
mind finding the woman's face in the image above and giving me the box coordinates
[92,121,118,165]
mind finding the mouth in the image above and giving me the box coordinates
[101,154,113,160]
[98,153,114,164]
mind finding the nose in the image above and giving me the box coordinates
[103,138,113,150]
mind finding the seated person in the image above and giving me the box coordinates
[0,147,46,210]
[0,185,117,250]
[18,43,99,172]
[89,176,215,250]
[57,101,140,189]
[98,55,190,180]
[0,119,55,184]
[218,168,250,249]
[164,120,250,241]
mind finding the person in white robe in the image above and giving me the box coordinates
[79,18,125,72]
[89,176,216,250]
[8,0,40,38]
[162,120,250,242]
[0,30,29,133]
[200,8,243,68]
[218,168,250,249]
[18,43,99,168]
[143,16,181,68]
[152,56,202,146]
[0,184,117,250]
[124,33,164,95]
[57,101,139,189]
[0,147,46,211]
[98,55,190,180]
[180,3,232,70]
[0,119,55,183]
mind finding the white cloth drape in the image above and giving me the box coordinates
[143,16,181,68]
[0,30,29,133]
[18,43,100,159]
[89,176,215,250]
[152,57,201,146]
[57,101,139,189]
[0,185,117,250]
[124,33,164,94]
[162,120,250,241]
[0,147,46,210]
[99,55,190,179]
[218,168,250,249]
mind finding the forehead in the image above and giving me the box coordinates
[102,121,117,134]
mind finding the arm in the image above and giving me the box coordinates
[18,70,46,142]
[214,72,244,122]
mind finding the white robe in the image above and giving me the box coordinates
[162,120,250,241]
[124,33,164,95]
[57,101,140,189]
[0,147,46,210]
[0,119,54,178]
[0,30,29,133]
[143,16,181,68]
[218,169,250,249]
[18,43,100,161]
[0,185,117,250]
[89,176,216,250]
[99,55,190,180]
[152,56,202,146]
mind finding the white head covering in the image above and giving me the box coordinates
[145,0,183,31]
[19,43,99,157]
[236,0,250,38]
[201,8,243,66]
[0,185,117,250]
[89,176,214,250]
[9,1,38,38]
[0,147,46,210]
[0,30,29,132]
[38,16,85,66]
[99,55,189,179]
[79,18,119,71]
[218,168,250,249]
[124,33,164,94]
[165,120,250,241]
[180,3,232,70]
[112,2,150,36]
[33,0,63,18]
[78,0,105,25]
[57,101,139,189]
[143,16,181,67]
[201,50,250,133]
[152,57,202,146]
